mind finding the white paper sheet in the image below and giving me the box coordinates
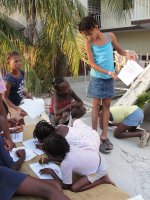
[20,98,45,119]
[30,162,62,180]
[128,195,144,200]
[23,138,44,155]
[118,60,144,86]
[10,146,36,161]
[11,132,23,143]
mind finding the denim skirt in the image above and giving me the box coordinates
[88,77,115,99]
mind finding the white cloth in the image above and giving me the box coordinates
[0,72,6,93]
[60,146,101,184]
[65,119,100,152]
[87,154,108,183]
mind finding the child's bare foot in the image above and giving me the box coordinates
[139,131,150,147]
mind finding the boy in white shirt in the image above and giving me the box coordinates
[39,134,114,192]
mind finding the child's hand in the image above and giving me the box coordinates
[125,52,136,60]
[16,149,26,159]
[19,108,27,117]
[4,138,15,151]
[35,143,43,150]
[39,157,50,165]
[25,93,33,99]
[109,72,118,80]
[71,101,81,107]
[8,118,18,127]
[40,168,53,175]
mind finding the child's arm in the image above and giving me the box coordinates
[40,168,72,189]
[0,94,14,151]
[11,149,26,171]
[23,90,33,99]
[85,41,117,80]
[40,168,62,184]
[3,82,19,111]
[109,32,136,60]
[53,95,72,115]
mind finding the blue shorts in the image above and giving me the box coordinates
[0,166,28,200]
[88,77,115,99]
[122,108,144,127]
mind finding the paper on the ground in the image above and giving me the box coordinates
[128,195,144,200]
[118,60,144,86]
[30,162,62,180]
[23,138,44,155]
[20,98,45,119]
[11,132,23,143]
[10,146,36,161]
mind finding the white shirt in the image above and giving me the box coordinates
[60,145,100,184]
[65,119,100,152]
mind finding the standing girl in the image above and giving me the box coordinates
[79,16,135,153]
[3,51,31,120]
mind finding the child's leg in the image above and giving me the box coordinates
[71,106,86,119]
[100,98,111,140]
[15,176,69,200]
[49,113,61,126]
[92,98,101,130]
[71,175,114,192]
[114,123,149,143]
[114,124,141,138]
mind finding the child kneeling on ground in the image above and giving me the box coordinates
[101,105,150,147]
[39,134,114,192]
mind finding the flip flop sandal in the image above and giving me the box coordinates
[101,138,113,150]
[99,142,111,154]
[139,131,150,147]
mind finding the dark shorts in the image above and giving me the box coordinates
[88,77,115,99]
[0,166,28,200]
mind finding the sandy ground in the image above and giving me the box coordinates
[29,77,150,200]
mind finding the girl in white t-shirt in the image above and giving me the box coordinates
[39,134,114,192]
[33,119,100,152]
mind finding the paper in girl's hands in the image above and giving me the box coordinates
[20,98,45,119]
[11,132,23,143]
[30,162,62,180]
[118,60,144,86]
[23,138,44,155]
[10,146,36,161]
[128,195,144,200]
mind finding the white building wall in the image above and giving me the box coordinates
[79,0,88,10]
[115,30,150,53]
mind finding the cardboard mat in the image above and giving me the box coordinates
[12,125,130,200]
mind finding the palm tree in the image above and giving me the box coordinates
[0,0,134,93]
[0,0,85,92]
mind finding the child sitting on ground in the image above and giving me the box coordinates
[100,105,149,147]
[49,77,84,126]
[33,107,100,152]
[39,134,114,192]
[3,51,32,121]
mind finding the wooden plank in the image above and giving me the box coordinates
[115,64,150,105]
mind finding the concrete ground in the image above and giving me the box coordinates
[67,77,150,200]
[33,77,150,200]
